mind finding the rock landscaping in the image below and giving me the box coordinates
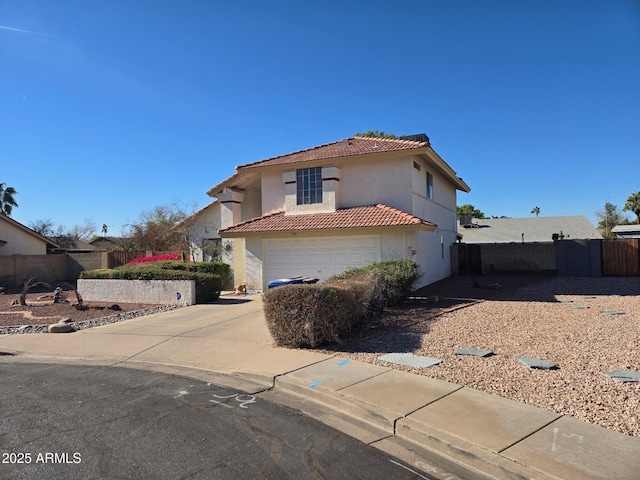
[320,275,640,437]
[0,289,175,335]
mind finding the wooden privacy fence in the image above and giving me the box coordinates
[454,239,640,277]
[602,239,640,276]
[107,250,148,268]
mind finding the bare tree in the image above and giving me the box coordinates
[124,202,191,252]
[29,218,56,237]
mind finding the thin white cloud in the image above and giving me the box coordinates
[0,25,49,36]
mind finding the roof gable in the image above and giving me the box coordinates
[0,214,62,249]
[239,136,431,170]
[207,134,470,196]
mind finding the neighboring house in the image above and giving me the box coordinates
[198,134,470,290]
[0,214,61,255]
[89,236,129,251]
[174,201,224,262]
[611,224,640,239]
[49,237,98,252]
[457,216,600,244]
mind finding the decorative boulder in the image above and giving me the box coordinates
[48,323,75,333]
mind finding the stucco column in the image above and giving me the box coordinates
[218,188,244,228]
[322,165,340,210]
[218,188,245,287]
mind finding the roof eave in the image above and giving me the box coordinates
[218,223,436,238]
[422,147,471,192]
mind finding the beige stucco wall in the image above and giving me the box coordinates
[241,184,262,221]
[339,155,413,213]
[244,237,263,289]
[260,154,414,216]
[410,229,456,286]
[188,203,222,262]
[261,171,286,215]
[0,220,47,255]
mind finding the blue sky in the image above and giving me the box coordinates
[2,0,638,236]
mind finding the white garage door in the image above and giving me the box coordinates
[265,235,381,284]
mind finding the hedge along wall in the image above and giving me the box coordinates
[78,279,196,306]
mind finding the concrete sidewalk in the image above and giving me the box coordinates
[1,296,638,480]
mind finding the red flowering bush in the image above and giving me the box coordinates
[128,253,181,264]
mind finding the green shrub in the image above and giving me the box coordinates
[79,269,117,279]
[151,261,232,286]
[263,259,419,348]
[330,259,419,308]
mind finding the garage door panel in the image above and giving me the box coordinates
[265,235,381,285]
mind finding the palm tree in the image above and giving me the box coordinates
[0,182,19,216]
[531,206,541,217]
[623,191,640,224]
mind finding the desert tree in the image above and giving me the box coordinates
[531,206,541,217]
[354,130,398,139]
[29,218,57,237]
[623,191,640,224]
[596,201,628,238]
[457,204,486,219]
[125,202,191,252]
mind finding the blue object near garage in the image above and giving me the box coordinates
[267,276,320,289]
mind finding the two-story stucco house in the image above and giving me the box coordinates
[197,134,470,290]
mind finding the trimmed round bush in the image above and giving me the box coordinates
[263,284,362,348]
[263,259,420,348]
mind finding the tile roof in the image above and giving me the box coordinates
[238,136,431,170]
[218,204,436,236]
[458,216,600,243]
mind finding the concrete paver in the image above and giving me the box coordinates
[278,357,391,392]
[2,296,640,479]
[398,387,561,454]
[339,369,462,414]
[502,415,640,480]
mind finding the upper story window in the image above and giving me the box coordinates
[296,167,323,205]
[427,172,434,200]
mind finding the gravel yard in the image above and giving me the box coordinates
[0,289,171,334]
[321,275,640,438]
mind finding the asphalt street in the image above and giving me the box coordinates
[0,363,434,480]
